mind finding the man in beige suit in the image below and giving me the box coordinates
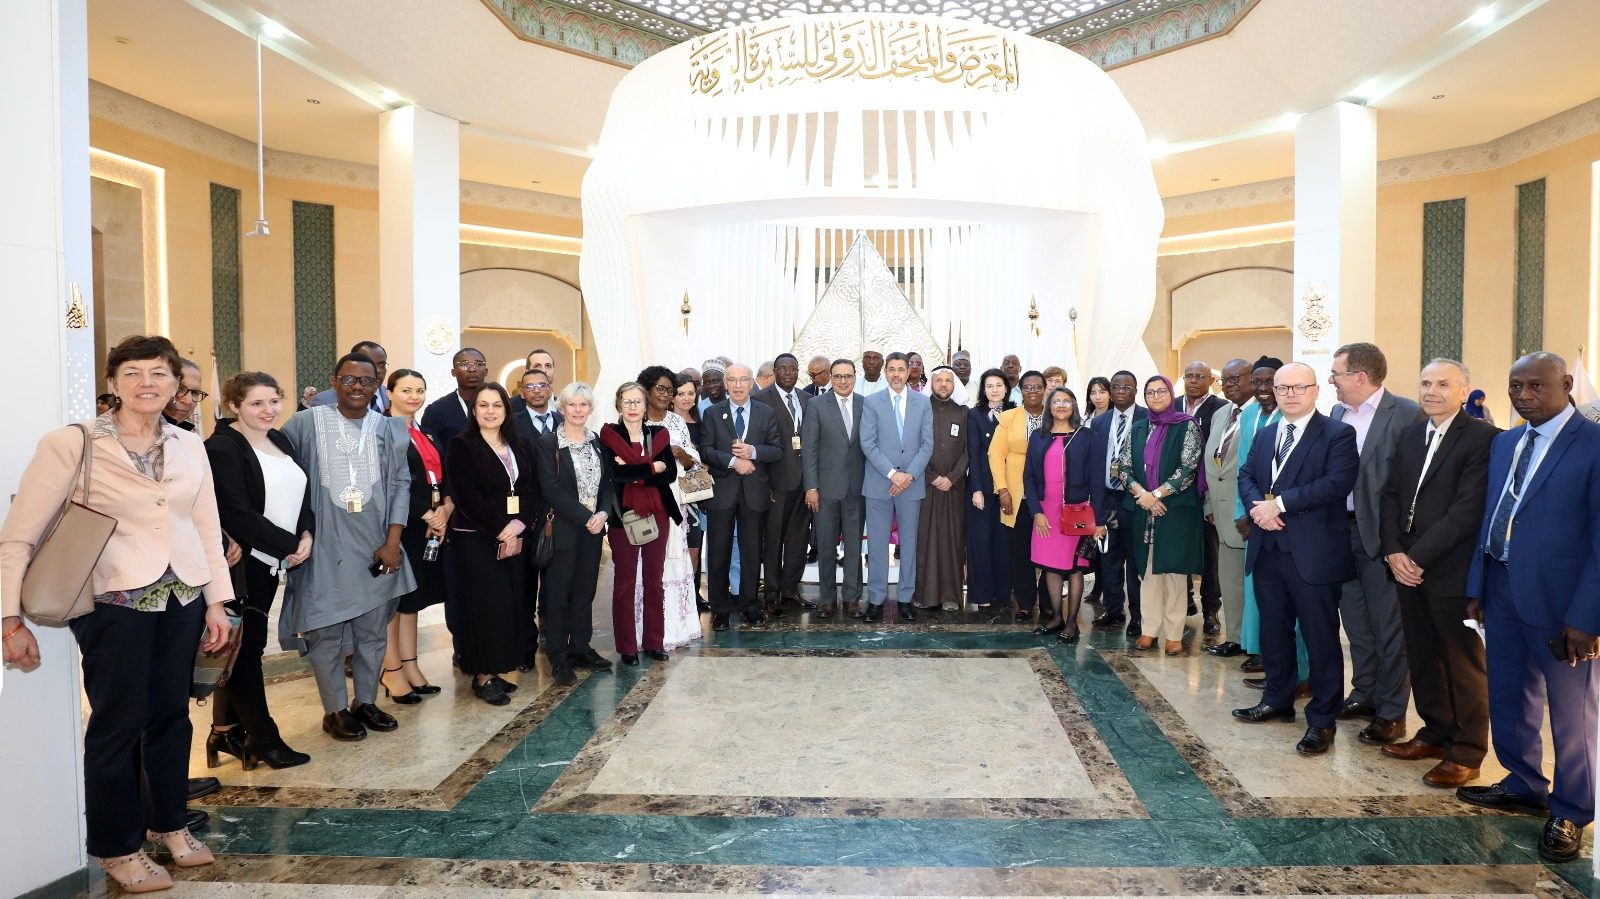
[1202,358,1255,658]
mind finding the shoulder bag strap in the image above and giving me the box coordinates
[31,424,93,560]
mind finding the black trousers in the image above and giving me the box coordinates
[708,504,765,617]
[211,555,282,746]
[71,597,205,857]
[521,555,545,656]
[1006,518,1036,611]
[763,486,811,600]
[1396,583,1489,766]
[1253,545,1345,728]
[539,527,603,668]
[1189,521,1221,618]
[1098,501,1142,624]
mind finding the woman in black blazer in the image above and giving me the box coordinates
[965,369,1014,615]
[204,372,314,769]
[1021,387,1109,644]
[536,382,616,686]
[445,383,539,706]
[600,382,681,666]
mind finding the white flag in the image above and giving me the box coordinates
[1575,352,1600,424]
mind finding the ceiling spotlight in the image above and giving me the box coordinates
[1432,94,1446,100]
[1468,5,1495,26]
[261,18,288,39]
[1350,78,1382,102]
[380,88,402,104]
[305,98,321,104]
[113,35,131,45]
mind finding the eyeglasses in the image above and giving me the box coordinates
[173,388,210,402]
[1020,383,1045,392]
[1145,388,1171,398]
[454,361,487,371]
[337,376,380,389]
[1328,369,1363,380]
[1273,384,1314,396]
[1220,375,1244,385]
[620,398,646,408]
[831,372,854,379]
[725,376,753,385]
[650,384,675,394]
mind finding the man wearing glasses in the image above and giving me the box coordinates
[420,347,488,466]
[309,341,391,415]
[164,357,208,432]
[1090,370,1148,636]
[1234,362,1359,758]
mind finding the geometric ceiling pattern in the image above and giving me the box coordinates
[481,0,1259,69]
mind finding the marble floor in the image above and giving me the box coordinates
[31,562,1598,898]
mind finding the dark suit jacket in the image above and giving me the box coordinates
[1237,411,1360,584]
[420,392,472,465]
[801,389,865,501]
[510,402,563,448]
[966,407,1004,498]
[1183,395,1228,445]
[1466,412,1600,634]
[1379,414,1496,598]
[802,384,828,397]
[1334,389,1425,558]
[1089,404,1148,495]
[401,429,445,527]
[534,430,616,549]
[204,421,315,559]
[444,432,539,537]
[696,399,782,512]
[1022,426,1109,523]
[754,384,810,492]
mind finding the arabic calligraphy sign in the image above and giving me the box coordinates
[688,19,1021,96]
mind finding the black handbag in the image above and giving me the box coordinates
[531,512,554,569]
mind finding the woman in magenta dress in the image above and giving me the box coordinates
[1023,387,1109,643]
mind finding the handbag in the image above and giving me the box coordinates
[677,466,715,504]
[20,423,117,626]
[621,509,660,546]
[530,512,555,569]
[1054,430,1097,535]
[191,608,243,702]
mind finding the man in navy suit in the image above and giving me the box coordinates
[1090,370,1148,635]
[1233,362,1359,757]
[696,362,782,631]
[1458,352,1600,863]
[860,352,934,623]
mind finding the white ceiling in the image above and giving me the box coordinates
[85,0,1600,202]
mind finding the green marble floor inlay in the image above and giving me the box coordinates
[192,628,1591,895]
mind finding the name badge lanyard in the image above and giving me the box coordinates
[340,412,375,513]
[1503,436,1532,544]
[501,445,521,514]
[1405,430,1439,533]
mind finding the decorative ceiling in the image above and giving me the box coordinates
[480,0,1259,68]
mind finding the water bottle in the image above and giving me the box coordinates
[423,534,441,562]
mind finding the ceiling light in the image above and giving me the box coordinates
[1275,112,1302,131]
[1147,139,1171,159]
[113,36,131,45]
[260,18,288,39]
[1350,78,1382,102]
[306,98,321,104]
[380,88,402,104]
[1468,5,1495,26]
[1432,94,1446,100]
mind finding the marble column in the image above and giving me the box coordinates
[0,0,93,893]
[1292,102,1377,400]
[378,105,461,394]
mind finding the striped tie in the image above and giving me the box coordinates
[1275,423,1297,466]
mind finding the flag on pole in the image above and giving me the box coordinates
[1576,349,1600,423]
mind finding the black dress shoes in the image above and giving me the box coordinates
[1092,613,1126,630]
[1296,725,1337,755]
[1231,703,1295,724]
[1125,621,1141,638]
[745,612,768,627]
[322,709,367,741]
[1358,717,1404,745]
[186,809,209,832]
[712,613,730,632]
[1540,816,1584,862]
[897,602,917,622]
[1243,676,1266,689]
[646,650,670,662]
[489,674,519,692]
[472,678,511,706]
[1455,782,1549,815]
[1203,615,1220,636]
[1205,641,1245,657]
[620,654,640,666]
[244,740,311,770]
[1240,655,1263,673]
[573,649,613,671]
[553,666,577,687]
[518,651,539,672]
[785,594,817,610]
[351,702,398,732]
[864,604,884,623]
[187,777,220,801]
[1337,699,1376,720]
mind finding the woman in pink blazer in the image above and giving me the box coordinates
[0,335,233,894]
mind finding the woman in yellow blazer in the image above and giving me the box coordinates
[988,370,1048,623]
[1,335,233,893]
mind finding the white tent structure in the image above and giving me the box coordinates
[580,13,1163,397]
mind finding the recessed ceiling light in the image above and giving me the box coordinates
[1210,177,1220,182]
[1468,5,1495,26]
[380,88,402,103]
[113,35,131,45]
[261,19,289,39]
[306,98,321,105]
[530,179,542,185]
[1432,94,1446,100]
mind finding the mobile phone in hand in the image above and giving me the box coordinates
[369,560,385,578]
[1548,636,1570,662]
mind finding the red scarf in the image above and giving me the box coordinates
[408,421,443,487]
[600,423,669,519]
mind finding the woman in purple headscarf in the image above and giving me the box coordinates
[1110,374,1206,655]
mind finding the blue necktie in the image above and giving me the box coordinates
[1487,431,1538,561]
[735,405,746,441]
[893,393,904,440]
[1274,423,1296,466]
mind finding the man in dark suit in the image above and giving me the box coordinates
[420,347,487,465]
[1459,352,1600,862]
[697,362,782,631]
[1377,358,1495,787]
[1233,362,1359,757]
[309,340,392,414]
[1181,360,1229,636]
[803,358,866,618]
[802,355,831,397]
[511,368,562,446]
[1330,342,1426,745]
[1090,369,1148,635]
[754,353,814,613]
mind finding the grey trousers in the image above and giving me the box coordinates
[305,601,394,714]
[866,494,920,606]
[1217,541,1246,645]
[1341,520,1411,720]
[814,494,864,604]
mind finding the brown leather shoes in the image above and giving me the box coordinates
[1382,738,1444,761]
[1423,760,1481,788]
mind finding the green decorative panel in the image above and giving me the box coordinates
[210,184,242,380]
[292,201,336,397]
[1420,198,1466,364]
[1514,178,1546,358]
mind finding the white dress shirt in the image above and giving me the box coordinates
[1493,402,1575,520]
[836,391,855,440]
[1269,410,1315,512]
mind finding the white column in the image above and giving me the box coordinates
[0,0,92,894]
[1292,102,1377,403]
[378,106,460,396]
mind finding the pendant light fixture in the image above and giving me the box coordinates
[245,29,270,237]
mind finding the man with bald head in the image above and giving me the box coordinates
[1377,358,1495,788]
[1459,352,1600,862]
[803,355,831,397]
[1234,362,1359,758]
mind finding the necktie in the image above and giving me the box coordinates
[840,397,851,440]
[894,393,904,440]
[1115,411,1127,450]
[539,413,550,432]
[1275,423,1297,466]
[1217,405,1240,462]
[735,405,746,441]
[787,391,799,427]
[1488,431,1538,561]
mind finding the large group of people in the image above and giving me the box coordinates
[2,329,1598,889]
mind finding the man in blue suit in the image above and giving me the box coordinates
[1233,362,1359,757]
[860,352,934,623]
[1458,352,1600,863]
